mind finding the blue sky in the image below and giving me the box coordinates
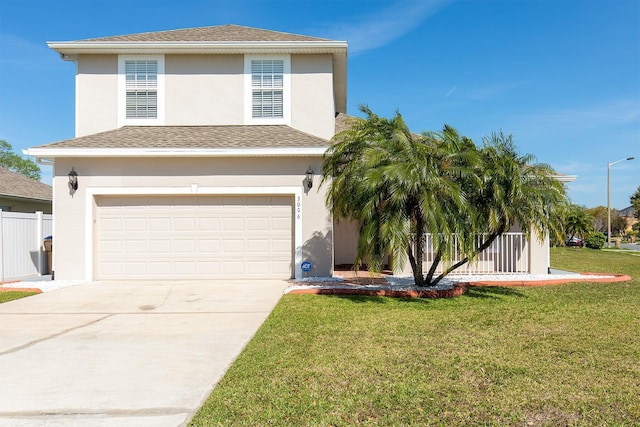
[0,0,638,209]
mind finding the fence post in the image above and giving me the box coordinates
[0,209,4,282]
[36,211,44,276]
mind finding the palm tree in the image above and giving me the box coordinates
[322,106,477,286]
[427,132,568,281]
[323,108,568,286]
[563,204,594,245]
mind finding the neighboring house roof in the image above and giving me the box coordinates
[620,206,636,217]
[0,166,52,202]
[79,24,330,43]
[26,125,331,160]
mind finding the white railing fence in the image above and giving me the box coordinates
[0,210,53,282]
[423,232,529,275]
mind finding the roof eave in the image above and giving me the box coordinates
[25,146,329,161]
[47,41,348,56]
[552,174,578,183]
[0,193,52,203]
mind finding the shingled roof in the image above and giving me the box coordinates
[30,125,331,150]
[0,167,52,202]
[78,24,330,43]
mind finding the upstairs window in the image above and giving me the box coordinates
[251,59,284,119]
[125,60,157,119]
[118,55,164,126]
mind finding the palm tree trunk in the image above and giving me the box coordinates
[431,230,502,286]
[425,250,442,285]
[413,213,426,286]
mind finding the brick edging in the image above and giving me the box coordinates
[288,273,631,298]
[468,273,631,287]
[288,283,468,298]
[0,287,42,293]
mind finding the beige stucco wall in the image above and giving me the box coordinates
[74,53,337,140]
[165,54,244,125]
[76,55,118,137]
[0,197,52,214]
[528,230,549,274]
[291,54,335,140]
[52,157,332,280]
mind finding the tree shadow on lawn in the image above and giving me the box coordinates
[324,294,433,305]
[318,286,527,304]
[463,285,527,300]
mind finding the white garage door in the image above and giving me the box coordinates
[95,195,293,280]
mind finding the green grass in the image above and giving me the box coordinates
[0,291,38,304]
[190,248,640,426]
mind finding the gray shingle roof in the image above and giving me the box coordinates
[620,206,636,218]
[80,24,330,43]
[0,166,52,201]
[334,113,358,135]
[333,112,422,140]
[32,125,331,150]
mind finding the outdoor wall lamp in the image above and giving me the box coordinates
[68,168,78,191]
[306,167,314,189]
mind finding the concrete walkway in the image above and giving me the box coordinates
[0,280,288,426]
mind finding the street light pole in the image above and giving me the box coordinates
[607,157,635,248]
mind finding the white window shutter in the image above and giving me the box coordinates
[251,59,284,119]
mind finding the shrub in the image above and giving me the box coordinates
[584,232,606,249]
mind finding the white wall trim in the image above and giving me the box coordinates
[85,186,303,281]
[117,55,165,127]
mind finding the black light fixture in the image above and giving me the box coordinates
[68,168,78,190]
[306,167,314,189]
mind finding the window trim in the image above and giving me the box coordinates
[118,55,165,126]
[244,55,291,125]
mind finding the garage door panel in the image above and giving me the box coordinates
[222,217,244,232]
[100,218,123,232]
[222,261,245,275]
[271,238,292,253]
[147,261,171,274]
[247,239,269,252]
[223,239,245,252]
[148,218,171,232]
[149,239,171,253]
[198,239,220,253]
[174,239,196,253]
[124,262,147,276]
[100,240,123,253]
[247,218,269,231]
[174,261,197,275]
[173,218,196,232]
[125,240,147,254]
[197,218,220,231]
[96,195,293,280]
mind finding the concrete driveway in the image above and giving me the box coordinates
[0,280,288,426]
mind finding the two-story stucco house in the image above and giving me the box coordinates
[27,25,350,281]
[26,24,557,282]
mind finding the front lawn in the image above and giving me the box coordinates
[0,291,38,304]
[190,247,639,426]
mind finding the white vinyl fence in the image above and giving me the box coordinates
[423,232,529,275]
[0,210,53,282]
